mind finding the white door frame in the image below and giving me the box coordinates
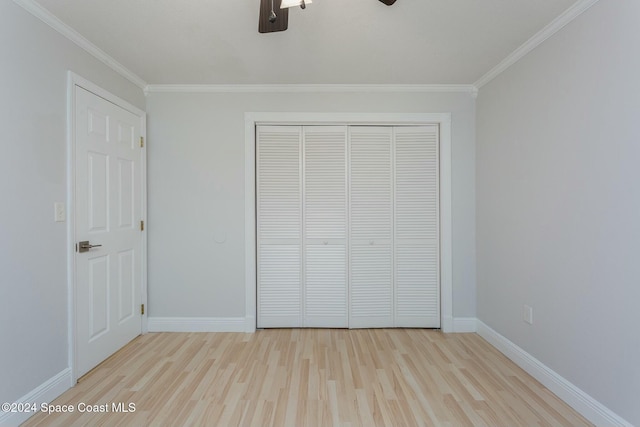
[244,112,453,333]
[67,72,147,383]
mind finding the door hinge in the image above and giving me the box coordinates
[141,304,145,315]
[140,220,144,231]
[140,136,144,148]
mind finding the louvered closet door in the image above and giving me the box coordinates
[394,126,440,327]
[303,126,348,327]
[349,127,394,328]
[257,126,302,328]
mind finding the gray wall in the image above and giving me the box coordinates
[476,0,640,425]
[0,1,145,404]
[146,91,476,319]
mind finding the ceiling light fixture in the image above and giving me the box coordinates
[260,0,394,34]
[280,0,311,9]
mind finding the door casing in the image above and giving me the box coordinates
[244,112,453,333]
[67,72,147,383]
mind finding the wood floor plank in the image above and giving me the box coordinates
[21,330,592,427]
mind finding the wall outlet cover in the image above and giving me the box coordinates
[523,304,533,325]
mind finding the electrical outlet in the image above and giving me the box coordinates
[54,202,66,222]
[523,305,533,325]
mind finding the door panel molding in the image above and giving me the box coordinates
[245,112,453,332]
[67,72,147,383]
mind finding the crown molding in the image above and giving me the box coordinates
[18,0,597,96]
[474,0,601,89]
[13,0,147,90]
[144,84,478,96]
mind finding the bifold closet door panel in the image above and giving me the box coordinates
[303,126,348,327]
[257,126,303,328]
[394,126,440,327]
[349,127,394,328]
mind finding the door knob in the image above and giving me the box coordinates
[78,241,102,253]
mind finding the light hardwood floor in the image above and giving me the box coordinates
[23,329,592,427]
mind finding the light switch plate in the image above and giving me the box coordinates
[54,202,65,222]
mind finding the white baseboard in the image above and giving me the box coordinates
[452,317,477,333]
[148,316,474,333]
[147,317,249,333]
[0,368,72,427]
[476,320,632,427]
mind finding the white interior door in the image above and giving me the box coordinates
[257,126,303,328]
[394,126,440,327]
[349,127,394,328]
[257,124,440,330]
[75,86,144,378]
[303,126,348,327]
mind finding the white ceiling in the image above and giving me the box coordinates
[33,0,576,85]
